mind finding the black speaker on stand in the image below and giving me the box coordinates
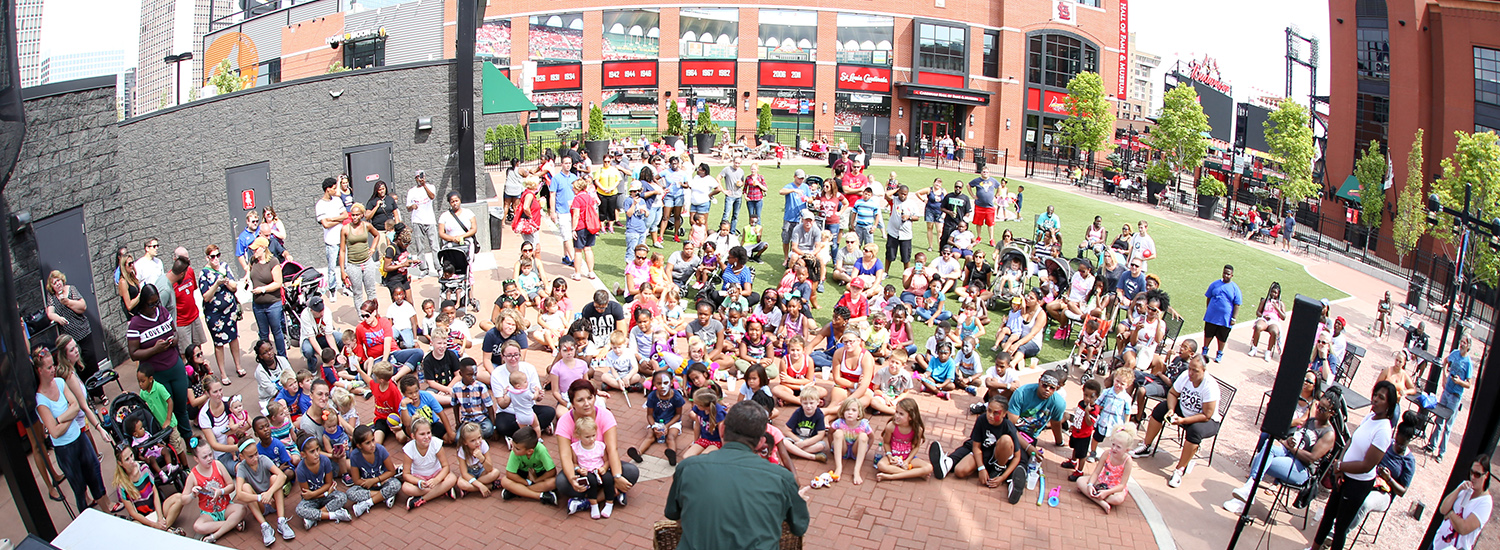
[1226,294,1324,550]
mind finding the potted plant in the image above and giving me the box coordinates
[695,106,717,155]
[1102,152,1123,180]
[757,103,774,145]
[664,102,685,148]
[1145,161,1172,206]
[1196,175,1228,219]
[583,104,612,162]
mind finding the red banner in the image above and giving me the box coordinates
[916,71,964,88]
[836,65,891,93]
[533,63,582,91]
[681,60,736,87]
[1042,90,1070,115]
[1117,0,1129,98]
[602,60,658,89]
[758,61,815,89]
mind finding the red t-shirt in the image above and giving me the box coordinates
[372,379,401,426]
[174,267,199,326]
[836,293,868,319]
[1070,402,1101,439]
[354,318,395,361]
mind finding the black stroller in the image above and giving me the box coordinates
[280,260,323,344]
[437,248,479,327]
[107,393,186,490]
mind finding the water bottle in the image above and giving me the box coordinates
[1026,460,1039,491]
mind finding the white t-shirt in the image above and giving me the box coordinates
[1067,273,1095,303]
[388,300,417,332]
[1129,234,1157,265]
[688,175,719,206]
[1172,372,1221,420]
[984,366,1019,387]
[931,257,962,280]
[950,231,976,250]
[438,209,477,247]
[490,361,543,397]
[406,184,437,225]
[133,257,164,285]
[1436,490,1492,550]
[316,197,346,246]
[403,439,444,478]
[298,309,336,345]
[1340,414,1393,482]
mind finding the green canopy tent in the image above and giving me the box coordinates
[1335,174,1362,203]
[483,63,536,115]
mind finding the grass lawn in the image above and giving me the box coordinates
[584,164,1346,366]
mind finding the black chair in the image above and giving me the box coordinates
[1264,397,1350,529]
[1148,378,1237,466]
[1330,349,1370,410]
[1156,316,1185,359]
[1353,495,1398,545]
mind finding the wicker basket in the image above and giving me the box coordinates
[653,520,803,550]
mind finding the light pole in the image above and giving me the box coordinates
[163,51,194,106]
[1422,184,1500,392]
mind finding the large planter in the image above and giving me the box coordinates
[1102,168,1118,180]
[584,140,609,163]
[1146,181,1167,205]
[1196,195,1220,220]
[663,135,682,149]
[695,133,716,155]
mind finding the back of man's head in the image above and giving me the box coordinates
[722,401,769,447]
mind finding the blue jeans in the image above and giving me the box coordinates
[914,306,951,324]
[825,223,842,265]
[1248,433,1310,485]
[746,200,763,222]
[625,231,648,263]
[395,328,415,348]
[720,196,742,231]
[391,348,425,379]
[323,243,342,294]
[647,207,663,235]
[301,331,345,370]
[253,300,286,356]
[853,224,875,246]
[1429,391,1462,455]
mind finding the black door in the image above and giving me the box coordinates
[225,161,272,248]
[344,143,395,204]
[32,207,106,363]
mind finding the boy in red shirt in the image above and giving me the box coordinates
[1063,379,1102,481]
[835,278,870,322]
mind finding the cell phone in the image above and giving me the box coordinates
[1094,483,1109,493]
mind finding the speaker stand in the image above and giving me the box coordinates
[1226,437,1275,550]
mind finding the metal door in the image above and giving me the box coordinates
[344,143,395,203]
[860,116,889,158]
[226,162,272,248]
[32,207,106,362]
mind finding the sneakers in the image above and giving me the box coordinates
[303,518,317,530]
[1232,480,1253,502]
[540,491,558,507]
[342,474,354,487]
[930,443,951,480]
[968,402,987,415]
[936,391,950,400]
[449,487,461,500]
[405,496,425,511]
[1007,477,1025,504]
[567,498,589,515]
[1060,459,1077,470]
[330,509,352,523]
[601,502,614,518]
[962,386,978,396]
[1067,472,1085,482]
[617,493,627,507]
[1247,348,1260,357]
[1129,444,1155,459]
[385,493,397,509]
[1222,499,1246,514]
[352,499,373,517]
[277,517,295,540]
[561,256,574,267]
[260,522,275,547]
[590,503,601,520]
[1214,351,1224,363]
[1168,468,1185,488]
[1087,451,1099,464]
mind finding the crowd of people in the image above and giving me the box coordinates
[20,138,1492,549]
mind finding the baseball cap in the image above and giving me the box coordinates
[1010,296,1024,308]
[849,278,865,290]
[794,169,806,178]
[309,296,325,312]
[800,209,817,221]
[248,237,269,250]
[629,180,643,191]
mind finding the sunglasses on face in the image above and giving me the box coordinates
[360,312,373,319]
[208,253,221,258]
[1041,384,1058,391]
[147,244,159,249]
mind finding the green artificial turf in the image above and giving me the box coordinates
[583,164,1346,366]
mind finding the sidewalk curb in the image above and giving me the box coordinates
[1128,477,1178,550]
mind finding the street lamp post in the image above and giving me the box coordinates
[163,51,194,106]
[1423,184,1500,392]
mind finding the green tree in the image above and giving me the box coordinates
[1432,131,1500,286]
[1354,140,1387,230]
[1392,129,1428,264]
[666,102,684,136]
[758,103,773,137]
[208,58,248,95]
[1264,98,1317,216]
[1146,84,1211,189]
[327,61,351,74]
[1056,72,1114,161]
[585,104,609,141]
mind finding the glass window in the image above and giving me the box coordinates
[1477,47,1500,107]
[1355,92,1389,155]
[530,13,585,61]
[836,14,893,66]
[1357,28,1389,80]
[681,8,737,59]
[343,39,384,70]
[982,30,999,78]
[917,22,966,74]
[604,10,660,60]
[1027,33,1098,88]
[760,10,816,61]
[255,59,280,87]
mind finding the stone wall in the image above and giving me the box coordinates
[11,60,484,362]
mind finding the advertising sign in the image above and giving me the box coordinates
[836,65,892,94]
[916,71,964,88]
[758,61,815,89]
[1117,0,1129,98]
[680,60,736,87]
[601,60,658,89]
[533,63,582,91]
[1052,0,1077,26]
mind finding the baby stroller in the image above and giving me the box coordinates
[1071,311,1113,386]
[437,248,479,327]
[280,261,323,344]
[987,245,1034,312]
[107,393,186,490]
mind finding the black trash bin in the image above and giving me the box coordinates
[490,208,505,250]
[1408,274,1426,310]
[973,148,986,174]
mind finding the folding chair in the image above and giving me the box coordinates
[1265,400,1349,529]
[1353,495,1398,545]
[1148,378,1236,466]
[1156,316,1185,360]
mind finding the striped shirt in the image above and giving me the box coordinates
[853,198,881,227]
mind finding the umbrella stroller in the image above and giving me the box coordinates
[280,261,323,344]
[107,393,186,490]
[437,248,479,327]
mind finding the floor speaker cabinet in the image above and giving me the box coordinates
[1259,294,1324,438]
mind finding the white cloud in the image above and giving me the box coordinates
[41,0,141,66]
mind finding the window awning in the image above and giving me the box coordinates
[894,82,991,106]
[1335,174,1362,204]
[483,63,536,115]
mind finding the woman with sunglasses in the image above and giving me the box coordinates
[35,341,118,513]
[116,247,142,315]
[1307,380,1400,550]
[1432,454,1492,550]
[200,244,245,379]
[1223,389,1339,514]
[353,300,395,366]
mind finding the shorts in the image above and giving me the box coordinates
[1203,322,1232,343]
[663,194,685,208]
[955,249,973,258]
[690,203,712,215]
[1017,340,1041,358]
[693,438,723,449]
[1070,435,1092,460]
[885,235,912,265]
[203,509,228,522]
[972,206,996,226]
[781,221,799,243]
[165,428,188,457]
[176,322,206,352]
[574,229,597,248]
[924,206,943,223]
[467,463,485,478]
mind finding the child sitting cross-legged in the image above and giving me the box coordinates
[399,418,458,510]
[498,426,559,506]
[452,422,502,499]
[918,342,959,400]
[681,389,727,460]
[347,424,402,511]
[873,397,934,482]
[782,387,831,462]
[1078,425,1136,513]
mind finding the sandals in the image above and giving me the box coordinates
[107,501,125,513]
[220,377,231,387]
[47,479,63,502]
[236,366,246,377]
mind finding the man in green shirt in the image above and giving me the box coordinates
[665,401,809,549]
